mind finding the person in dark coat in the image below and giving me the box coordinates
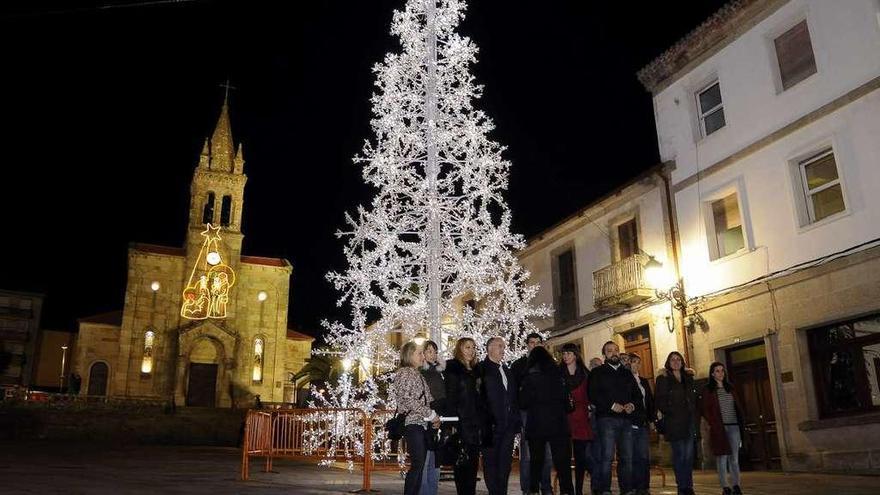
[700,362,744,495]
[628,353,655,495]
[478,337,521,495]
[511,333,553,495]
[519,345,574,495]
[588,341,642,495]
[560,343,595,495]
[421,340,446,495]
[444,337,484,495]
[655,351,699,495]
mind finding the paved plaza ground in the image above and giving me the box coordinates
[1,442,878,494]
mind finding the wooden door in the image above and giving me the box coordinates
[727,343,781,470]
[186,363,218,407]
[623,325,653,382]
[87,362,108,396]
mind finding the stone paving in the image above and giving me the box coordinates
[1,442,878,494]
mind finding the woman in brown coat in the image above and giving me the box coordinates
[700,362,744,495]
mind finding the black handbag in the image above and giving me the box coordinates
[385,411,406,441]
[387,375,429,441]
[654,416,666,435]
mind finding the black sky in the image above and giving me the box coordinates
[0,0,728,336]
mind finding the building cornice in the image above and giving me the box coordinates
[637,0,789,94]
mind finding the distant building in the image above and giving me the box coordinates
[73,98,313,407]
[0,289,44,388]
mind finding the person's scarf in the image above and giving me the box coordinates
[564,364,587,391]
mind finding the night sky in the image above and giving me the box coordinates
[0,0,728,337]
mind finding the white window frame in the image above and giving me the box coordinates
[702,180,751,262]
[796,147,847,225]
[696,80,725,138]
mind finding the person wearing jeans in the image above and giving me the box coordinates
[701,362,745,495]
[519,346,574,495]
[588,341,643,495]
[518,414,553,495]
[392,342,441,495]
[512,333,553,495]
[655,352,698,495]
[420,340,447,495]
[668,427,695,494]
[627,353,655,495]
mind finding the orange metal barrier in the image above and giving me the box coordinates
[240,408,389,492]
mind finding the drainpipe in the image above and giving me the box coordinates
[657,165,693,366]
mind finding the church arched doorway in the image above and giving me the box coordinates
[87,362,109,396]
[186,338,220,407]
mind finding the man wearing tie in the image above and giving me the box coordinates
[479,337,521,495]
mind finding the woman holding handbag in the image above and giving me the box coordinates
[560,343,595,495]
[444,337,484,495]
[392,341,442,495]
[701,362,745,495]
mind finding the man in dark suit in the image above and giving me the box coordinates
[479,336,521,495]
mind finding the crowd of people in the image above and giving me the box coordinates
[392,333,746,495]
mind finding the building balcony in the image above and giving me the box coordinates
[592,254,655,309]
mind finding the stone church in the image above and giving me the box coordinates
[72,99,313,407]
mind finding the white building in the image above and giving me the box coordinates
[639,0,880,473]
[519,166,682,388]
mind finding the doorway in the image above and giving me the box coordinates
[87,362,108,396]
[726,342,781,470]
[186,362,218,407]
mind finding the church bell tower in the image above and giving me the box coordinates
[186,95,247,261]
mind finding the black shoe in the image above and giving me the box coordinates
[732,486,743,495]
[723,488,733,495]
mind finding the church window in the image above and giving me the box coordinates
[252,337,264,383]
[220,195,232,227]
[141,330,155,374]
[202,192,216,225]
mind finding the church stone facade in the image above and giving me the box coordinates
[73,100,312,407]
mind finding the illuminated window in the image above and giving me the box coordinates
[141,330,155,374]
[252,337,264,383]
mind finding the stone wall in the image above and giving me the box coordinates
[0,402,246,446]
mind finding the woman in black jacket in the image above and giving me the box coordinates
[519,346,574,495]
[444,337,484,495]
[655,351,699,495]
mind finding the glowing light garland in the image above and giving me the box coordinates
[310,0,551,470]
[181,223,237,320]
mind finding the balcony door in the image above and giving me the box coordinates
[617,218,639,260]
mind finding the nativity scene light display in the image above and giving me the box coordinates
[181,223,236,320]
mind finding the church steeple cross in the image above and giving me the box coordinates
[219,79,237,101]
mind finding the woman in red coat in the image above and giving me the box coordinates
[700,362,744,495]
[560,343,595,495]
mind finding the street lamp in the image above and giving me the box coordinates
[643,256,706,332]
[60,345,69,392]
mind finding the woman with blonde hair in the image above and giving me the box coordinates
[392,341,441,495]
[444,337,484,495]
